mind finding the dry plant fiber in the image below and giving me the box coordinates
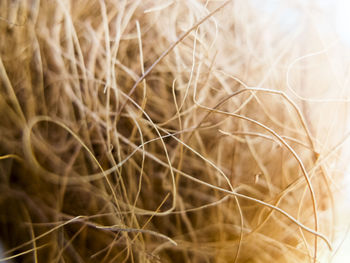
[1,0,350,262]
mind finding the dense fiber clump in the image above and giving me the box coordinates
[0,1,349,262]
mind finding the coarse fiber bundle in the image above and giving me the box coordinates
[1,0,350,262]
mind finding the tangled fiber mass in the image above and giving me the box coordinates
[1,0,350,262]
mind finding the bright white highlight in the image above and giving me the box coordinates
[336,0,350,45]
